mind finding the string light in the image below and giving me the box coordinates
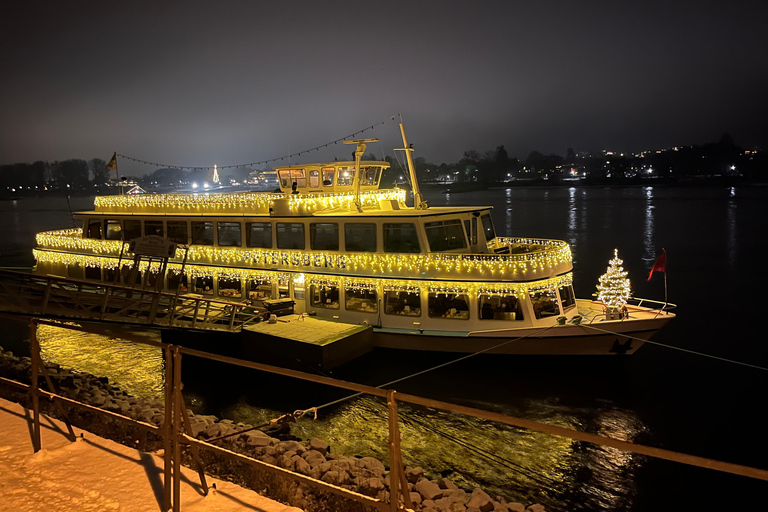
[35,230,572,281]
[596,248,631,308]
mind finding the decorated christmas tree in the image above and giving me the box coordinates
[596,248,631,309]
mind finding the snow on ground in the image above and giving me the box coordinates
[0,396,303,512]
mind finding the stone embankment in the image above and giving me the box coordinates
[0,346,547,512]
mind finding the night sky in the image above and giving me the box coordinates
[2,1,766,175]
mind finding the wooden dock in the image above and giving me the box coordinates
[241,314,373,370]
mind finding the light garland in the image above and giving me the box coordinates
[33,248,574,298]
[36,230,573,281]
[93,189,407,215]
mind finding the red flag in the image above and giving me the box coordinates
[648,250,666,281]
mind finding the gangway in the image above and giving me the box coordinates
[0,269,266,332]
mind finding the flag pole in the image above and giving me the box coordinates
[662,248,668,310]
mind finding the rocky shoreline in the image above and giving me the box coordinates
[0,346,547,512]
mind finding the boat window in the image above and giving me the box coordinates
[310,223,339,251]
[85,265,101,280]
[530,289,560,319]
[218,277,242,298]
[247,279,272,300]
[217,222,242,247]
[167,271,188,293]
[336,167,355,187]
[191,222,214,245]
[464,218,478,245]
[344,287,378,313]
[428,292,470,320]
[193,275,214,295]
[309,284,339,309]
[345,223,377,252]
[383,223,421,253]
[87,219,102,240]
[104,220,122,241]
[478,294,525,321]
[309,170,321,188]
[145,220,164,237]
[559,284,576,311]
[167,221,188,244]
[276,223,305,250]
[124,220,142,241]
[279,169,307,189]
[425,219,467,252]
[481,213,496,242]
[322,167,335,186]
[246,222,272,248]
[360,166,381,186]
[145,271,161,289]
[384,290,421,317]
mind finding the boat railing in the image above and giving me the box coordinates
[627,297,677,312]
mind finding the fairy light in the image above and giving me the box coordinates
[92,189,407,215]
[36,229,572,281]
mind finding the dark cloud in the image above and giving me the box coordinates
[1,1,766,173]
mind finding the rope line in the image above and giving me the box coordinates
[115,115,401,171]
[399,412,562,489]
[579,323,768,372]
[312,325,557,413]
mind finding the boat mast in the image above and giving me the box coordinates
[344,138,378,213]
[396,122,428,209]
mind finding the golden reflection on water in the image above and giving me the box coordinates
[37,324,165,399]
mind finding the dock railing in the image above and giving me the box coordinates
[1,317,767,512]
[0,269,266,331]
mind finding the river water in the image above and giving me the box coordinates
[1,186,767,510]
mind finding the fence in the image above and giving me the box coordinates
[1,318,767,512]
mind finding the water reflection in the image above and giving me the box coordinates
[727,187,737,266]
[643,187,656,264]
[37,324,164,399]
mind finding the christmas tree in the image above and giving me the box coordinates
[596,248,631,308]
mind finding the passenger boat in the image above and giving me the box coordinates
[30,125,674,355]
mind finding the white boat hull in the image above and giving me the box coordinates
[373,312,674,355]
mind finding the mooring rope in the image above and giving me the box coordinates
[578,323,768,372]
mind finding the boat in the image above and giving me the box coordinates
[29,123,674,355]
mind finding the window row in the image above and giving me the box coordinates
[309,284,576,320]
[84,218,429,253]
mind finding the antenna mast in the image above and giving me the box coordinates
[395,122,427,209]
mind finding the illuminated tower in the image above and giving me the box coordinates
[212,164,220,184]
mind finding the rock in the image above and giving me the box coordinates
[366,477,385,492]
[243,432,271,447]
[414,479,443,501]
[408,491,423,506]
[467,488,494,512]
[440,478,460,490]
[321,470,350,486]
[308,437,329,455]
[359,456,386,476]
[301,449,326,467]
[294,456,311,475]
[526,505,545,512]
[278,440,305,455]
[406,466,425,483]
[507,503,526,512]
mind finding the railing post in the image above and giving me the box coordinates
[172,347,182,512]
[387,389,412,511]
[163,345,173,512]
[30,320,41,453]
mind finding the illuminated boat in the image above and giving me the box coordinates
[31,126,674,355]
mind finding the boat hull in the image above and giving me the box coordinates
[373,314,674,355]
